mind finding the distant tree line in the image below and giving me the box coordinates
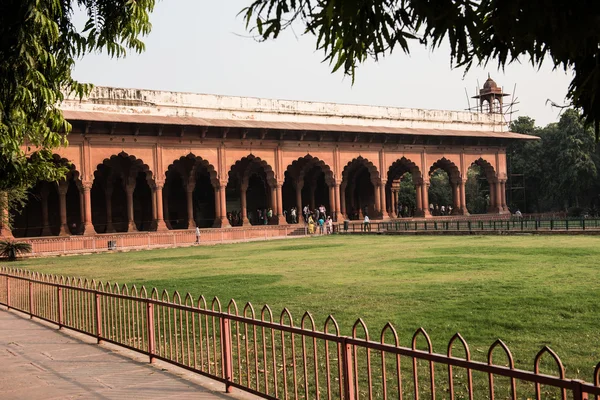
[508,110,600,216]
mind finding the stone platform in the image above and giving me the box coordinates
[0,309,242,400]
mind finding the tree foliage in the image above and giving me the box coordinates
[428,169,452,208]
[0,0,155,194]
[508,111,600,215]
[0,240,32,261]
[465,165,489,214]
[243,0,600,136]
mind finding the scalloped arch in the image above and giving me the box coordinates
[341,156,380,186]
[429,157,461,180]
[229,155,276,187]
[166,153,219,187]
[287,155,335,186]
[387,156,421,181]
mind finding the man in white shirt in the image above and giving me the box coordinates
[363,215,370,232]
[195,226,201,244]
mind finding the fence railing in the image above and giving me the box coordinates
[14,225,307,256]
[336,218,600,234]
[1,268,599,399]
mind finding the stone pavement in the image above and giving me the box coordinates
[0,309,236,400]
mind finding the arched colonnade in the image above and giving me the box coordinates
[8,151,509,237]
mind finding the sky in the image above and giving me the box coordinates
[71,1,573,127]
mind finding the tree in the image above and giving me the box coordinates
[465,165,489,214]
[243,1,600,136]
[428,169,452,209]
[507,112,599,214]
[1,0,155,227]
[396,172,416,215]
[543,110,597,210]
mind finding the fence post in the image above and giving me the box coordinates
[551,219,554,230]
[95,293,102,344]
[147,302,156,363]
[566,219,569,230]
[341,337,356,400]
[6,277,10,310]
[221,316,234,393]
[468,221,472,232]
[29,281,34,319]
[57,286,63,329]
[582,219,585,231]
[572,380,589,400]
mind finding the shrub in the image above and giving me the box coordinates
[0,240,32,261]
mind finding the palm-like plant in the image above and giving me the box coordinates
[0,240,32,261]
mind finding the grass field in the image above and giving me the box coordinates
[11,235,600,383]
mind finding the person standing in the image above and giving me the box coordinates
[363,215,370,232]
[195,226,201,244]
[291,207,297,223]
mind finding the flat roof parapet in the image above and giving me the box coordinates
[62,86,509,133]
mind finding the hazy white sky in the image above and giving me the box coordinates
[72,1,572,127]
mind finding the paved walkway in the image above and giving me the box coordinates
[0,309,235,399]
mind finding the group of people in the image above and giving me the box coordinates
[428,204,453,216]
[226,210,244,226]
[292,204,333,235]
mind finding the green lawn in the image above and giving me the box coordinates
[12,235,600,383]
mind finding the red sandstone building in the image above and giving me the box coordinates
[1,78,534,239]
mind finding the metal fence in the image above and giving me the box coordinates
[337,218,600,234]
[0,268,599,399]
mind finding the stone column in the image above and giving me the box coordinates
[500,180,508,212]
[328,185,335,217]
[373,184,381,218]
[126,183,137,232]
[415,180,424,217]
[488,181,496,213]
[79,188,85,233]
[451,181,460,214]
[213,185,221,228]
[459,179,469,215]
[185,182,195,228]
[340,184,347,218]
[240,184,250,225]
[276,183,286,224]
[219,183,230,228]
[0,192,13,239]
[40,185,51,236]
[154,183,168,231]
[295,181,303,220]
[105,184,114,233]
[81,182,96,236]
[309,184,316,210]
[393,189,398,217]
[334,183,343,222]
[380,182,389,220]
[422,181,431,218]
[58,183,69,236]
[163,186,171,229]
[272,185,278,216]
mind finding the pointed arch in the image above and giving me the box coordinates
[428,157,461,216]
[466,157,498,214]
[386,157,421,218]
[91,152,155,233]
[11,154,82,237]
[283,155,336,222]
[164,154,218,229]
[227,155,277,226]
[341,157,380,220]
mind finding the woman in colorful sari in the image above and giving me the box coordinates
[307,215,315,234]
